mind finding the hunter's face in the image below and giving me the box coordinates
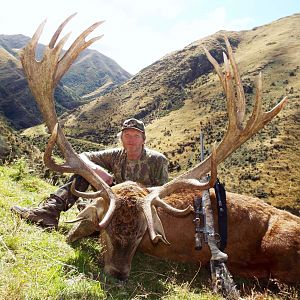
[121,129,145,156]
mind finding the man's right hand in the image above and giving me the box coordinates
[92,165,114,186]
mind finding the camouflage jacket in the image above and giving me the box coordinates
[82,147,168,187]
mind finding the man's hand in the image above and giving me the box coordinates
[93,165,114,186]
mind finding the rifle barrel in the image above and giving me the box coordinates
[200,131,204,162]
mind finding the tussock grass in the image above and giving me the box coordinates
[0,160,299,299]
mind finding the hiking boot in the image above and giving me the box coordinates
[11,205,59,229]
[10,193,69,230]
[11,175,90,230]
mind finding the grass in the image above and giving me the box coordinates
[0,160,104,299]
[0,159,299,299]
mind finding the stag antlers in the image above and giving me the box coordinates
[20,14,207,240]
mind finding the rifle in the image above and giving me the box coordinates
[196,132,239,298]
[193,131,227,260]
[193,195,207,250]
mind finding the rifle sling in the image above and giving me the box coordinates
[214,178,228,251]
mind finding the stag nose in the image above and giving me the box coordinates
[105,266,129,282]
[114,271,128,282]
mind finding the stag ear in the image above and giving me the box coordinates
[65,198,105,223]
[150,206,170,245]
[66,198,105,243]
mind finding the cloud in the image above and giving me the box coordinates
[112,6,254,73]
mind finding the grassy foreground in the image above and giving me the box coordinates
[0,160,299,299]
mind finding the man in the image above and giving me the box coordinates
[11,118,168,229]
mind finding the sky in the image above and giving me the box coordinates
[1,0,299,75]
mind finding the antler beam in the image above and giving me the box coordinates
[20,14,116,228]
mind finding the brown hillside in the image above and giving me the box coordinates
[59,14,300,211]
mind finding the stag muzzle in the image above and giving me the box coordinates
[104,264,130,282]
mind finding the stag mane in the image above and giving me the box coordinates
[109,182,148,245]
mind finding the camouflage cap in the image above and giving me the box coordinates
[121,118,145,133]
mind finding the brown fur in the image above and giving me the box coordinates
[109,182,148,246]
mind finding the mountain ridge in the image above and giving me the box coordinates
[0,34,131,129]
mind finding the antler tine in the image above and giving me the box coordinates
[224,36,246,123]
[152,197,192,216]
[55,21,105,84]
[263,96,288,122]
[244,72,264,132]
[246,72,288,133]
[223,52,240,131]
[99,203,120,229]
[70,180,103,199]
[49,13,77,48]
[203,46,226,92]
[142,200,170,244]
[30,19,47,51]
[52,32,72,59]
